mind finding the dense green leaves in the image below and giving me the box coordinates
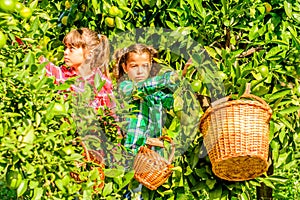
[0,0,299,199]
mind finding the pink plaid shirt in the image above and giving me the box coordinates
[41,57,114,110]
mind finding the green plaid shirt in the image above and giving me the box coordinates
[119,71,178,154]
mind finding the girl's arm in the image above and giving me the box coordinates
[39,56,66,84]
[119,71,178,98]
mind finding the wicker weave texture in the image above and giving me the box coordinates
[200,95,272,181]
[133,136,175,190]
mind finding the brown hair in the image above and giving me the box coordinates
[113,43,158,82]
[63,28,110,77]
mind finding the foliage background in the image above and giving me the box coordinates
[0,0,299,199]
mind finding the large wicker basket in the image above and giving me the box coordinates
[200,93,272,181]
[133,136,175,190]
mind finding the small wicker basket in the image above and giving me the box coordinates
[70,141,105,190]
[200,91,272,181]
[133,136,175,190]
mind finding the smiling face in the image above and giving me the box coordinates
[64,44,86,70]
[122,52,152,82]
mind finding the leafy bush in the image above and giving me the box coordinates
[0,0,299,199]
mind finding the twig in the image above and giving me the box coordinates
[238,47,263,58]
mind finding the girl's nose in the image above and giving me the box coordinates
[64,48,69,55]
[137,66,143,73]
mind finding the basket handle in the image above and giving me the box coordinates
[80,141,91,161]
[211,83,269,108]
[146,136,175,164]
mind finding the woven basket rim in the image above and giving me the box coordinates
[200,94,272,132]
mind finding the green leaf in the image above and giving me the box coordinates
[120,170,134,189]
[204,46,218,60]
[275,152,291,168]
[209,185,222,199]
[184,165,193,176]
[240,192,249,200]
[30,0,39,9]
[266,175,288,184]
[284,1,292,18]
[23,52,35,65]
[102,182,113,197]
[92,0,99,11]
[268,89,291,101]
[171,166,182,172]
[265,46,283,60]
[206,179,216,190]
[104,168,124,178]
[166,21,176,30]
[279,117,295,132]
[55,179,65,192]
[279,106,300,115]
[260,178,275,189]
[17,179,28,197]
[32,187,43,200]
[115,17,125,31]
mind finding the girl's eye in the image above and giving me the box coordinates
[142,63,149,68]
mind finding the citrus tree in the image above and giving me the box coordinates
[0,0,299,199]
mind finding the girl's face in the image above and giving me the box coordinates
[123,52,152,82]
[64,44,86,70]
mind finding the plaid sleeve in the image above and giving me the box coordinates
[119,71,178,98]
[42,60,66,84]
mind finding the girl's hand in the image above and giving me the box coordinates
[146,137,164,148]
[38,55,48,64]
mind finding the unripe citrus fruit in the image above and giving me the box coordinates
[65,0,71,9]
[0,0,16,13]
[20,7,32,19]
[258,65,269,78]
[61,16,68,25]
[6,170,22,190]
[105,17,115,27]
[108,6,120,17]
[15,2,23,12]
[0,31,7,49]
[191,80,202,92]
[264,2,272,14]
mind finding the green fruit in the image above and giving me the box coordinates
[105,17,115,28]
[61,16,68,25]
[258,65,269,78]
[191,80,202,93]
[20,7,32,19]
[15,2,23,12]
[6,170,22,190]
[0,0,16,13]
[108,6,120,17]
[0,31,6,49]
[264,2,272,14]
[65,0,71,9]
